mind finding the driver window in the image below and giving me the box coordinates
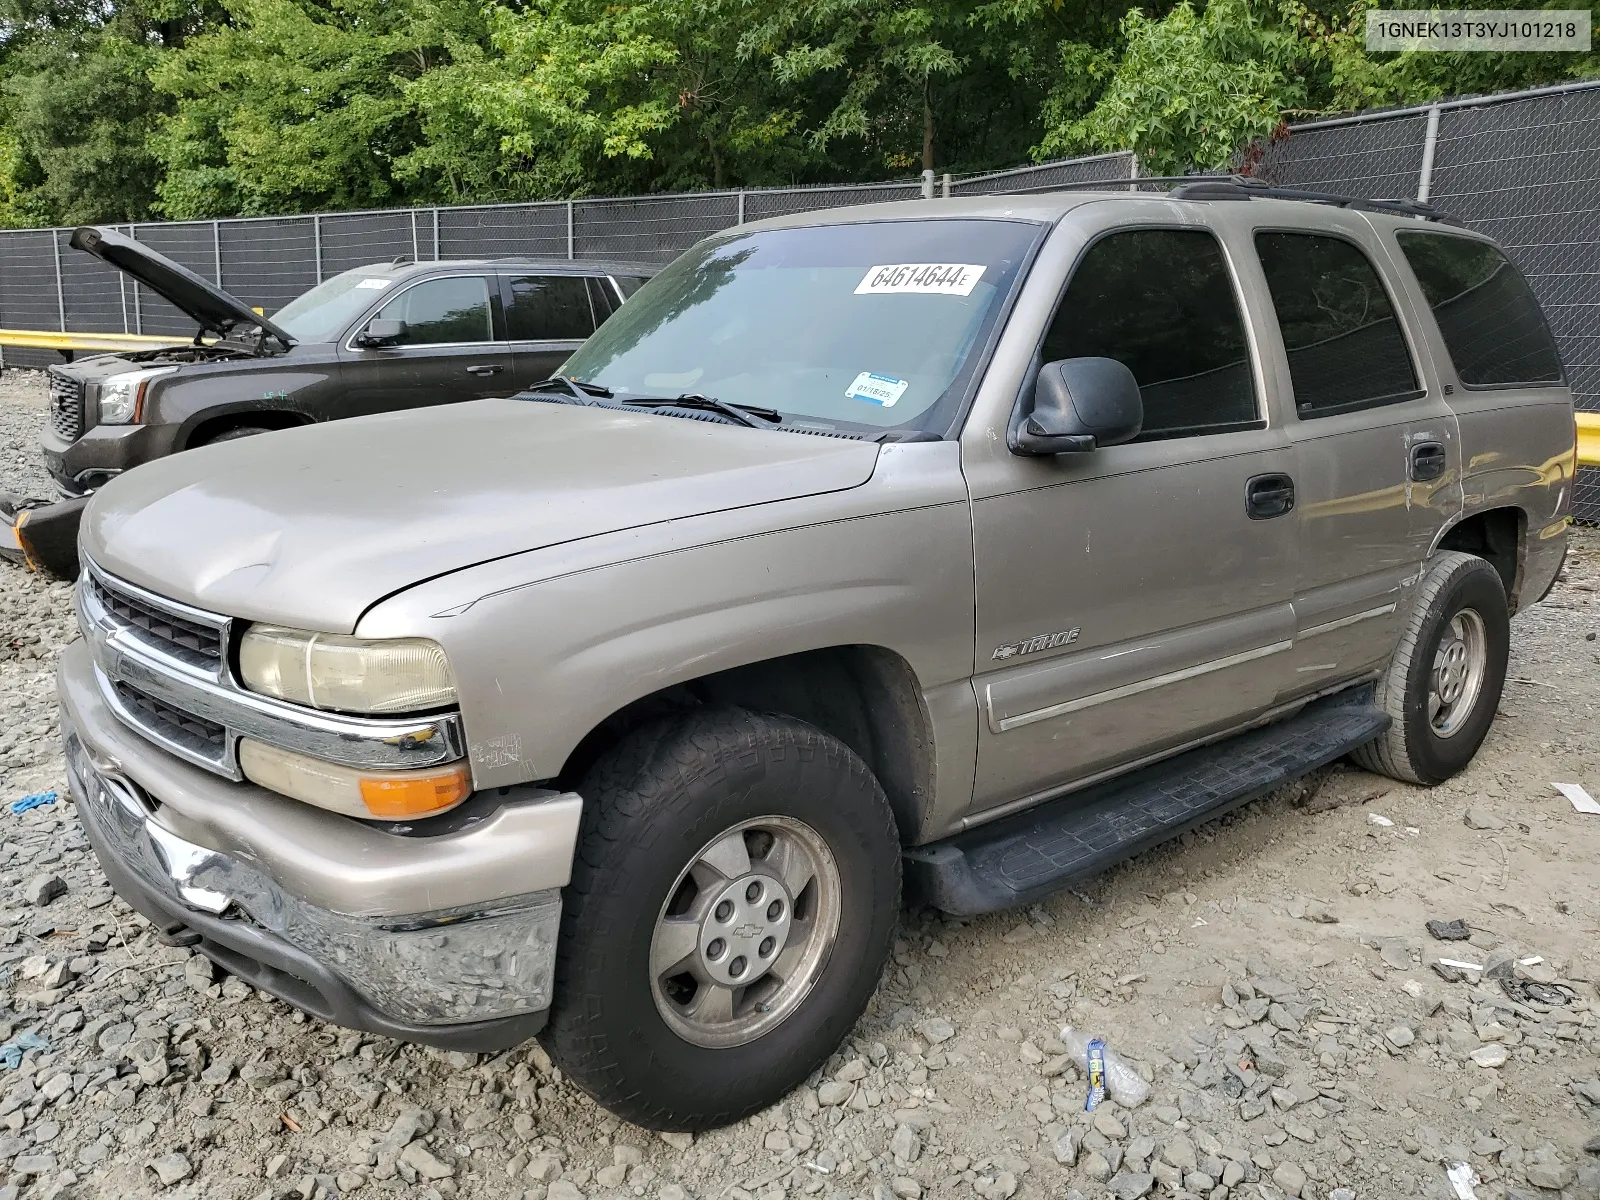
[1041,229,1260,441]
[373,276,494,345]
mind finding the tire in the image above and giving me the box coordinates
[1350,551,1510,785]
[541,706,901,1131]
[199,425,274,445]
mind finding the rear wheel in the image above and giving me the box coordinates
[1351,551,1509,785]
[541,707,901,1130]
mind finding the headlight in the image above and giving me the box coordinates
[239,625,455,714]
[98,367,177,425]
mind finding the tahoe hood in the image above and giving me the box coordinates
[82,400,880,631]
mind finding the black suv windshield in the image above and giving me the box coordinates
[273,267,404,343]
[561,219,1041,434]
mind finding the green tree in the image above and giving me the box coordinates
[1038,0,1309,174]
[150,0,491,218]
[402,0,822,197]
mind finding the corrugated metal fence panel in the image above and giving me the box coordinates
[1255,114,1431,197]
[0,229,64,367]
[437,204,567,261]
[220,218,318,318]
[130,221,222,338]
[320,211,419,276]
[574,193,741,264]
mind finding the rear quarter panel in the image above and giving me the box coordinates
[1445,388,1574,604]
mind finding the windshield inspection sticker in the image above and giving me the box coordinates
[855,263,985,297]
[355,278,392,290]
[846,372,909,408]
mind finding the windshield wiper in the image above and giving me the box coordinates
[623,394,781,429]
[522,374,614,402]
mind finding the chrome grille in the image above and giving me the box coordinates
[89,572,223,666]
[112,680,227,758]
[48,369,84,441]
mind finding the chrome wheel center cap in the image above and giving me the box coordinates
[698,873,792,987]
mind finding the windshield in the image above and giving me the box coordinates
[272,267,402,343]
[561,219,1041,434]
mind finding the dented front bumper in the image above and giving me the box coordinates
[59,639,581,1051]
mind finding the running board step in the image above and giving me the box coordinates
[904,688,1388,915]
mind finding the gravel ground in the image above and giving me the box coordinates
[1,367,1600,1200]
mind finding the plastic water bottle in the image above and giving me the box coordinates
[1060,1025,1152,1108]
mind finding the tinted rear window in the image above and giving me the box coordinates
[1397,232,1564,388]
[1255,232,1420,419]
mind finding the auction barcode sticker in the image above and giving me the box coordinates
[856,264,985,297]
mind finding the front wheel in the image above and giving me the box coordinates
[1351,551,1510,785]
[541,707,901,1130]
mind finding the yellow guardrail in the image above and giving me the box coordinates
[0,329,190,354]
[1579,412,1600,468]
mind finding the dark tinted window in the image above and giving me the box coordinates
[504,275,595,340]
[1255,233,1419,418]
[1042,229,1258,440]
[374,276,493,345]
[614,275,649,299]
[1397,233,1563,388]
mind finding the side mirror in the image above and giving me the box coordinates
[356,318,407,348]
[1010,357,1143,455]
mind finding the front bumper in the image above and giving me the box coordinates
[60,640,583,1050]
[42,421,180,496]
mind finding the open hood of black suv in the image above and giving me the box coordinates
[71,226,296,350]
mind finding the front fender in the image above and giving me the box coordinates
[356,444,976,792]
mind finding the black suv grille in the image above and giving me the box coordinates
[48,370,84,442]
[112,681,227,755]
[90,574,223,664]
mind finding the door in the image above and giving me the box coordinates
[965,224,1299,820]
[1244,223,1461,697]
[501,273,601,390]
[338,274,514,415]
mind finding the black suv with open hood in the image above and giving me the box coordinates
[42,226,652,496]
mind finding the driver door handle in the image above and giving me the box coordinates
[1245,473,1295,520]
[465,364,504,377]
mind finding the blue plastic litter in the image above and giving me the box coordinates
[9,791,56,815]
[0,1031,49,1069]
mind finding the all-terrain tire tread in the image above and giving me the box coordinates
[1350,551,1501,784]
[542,705,900,1130]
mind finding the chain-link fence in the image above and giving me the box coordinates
[1252,78,1600,521]
[0,152,1137,372]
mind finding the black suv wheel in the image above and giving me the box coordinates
[541,706,901,1131]
[1351,551,1510,785]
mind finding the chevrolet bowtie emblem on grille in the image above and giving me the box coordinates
[992,628,1080,661]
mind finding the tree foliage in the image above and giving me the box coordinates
[0,0,1595,225]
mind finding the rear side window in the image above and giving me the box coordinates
[374,276,493,345]
[504,275,595,340]
[1254,232,1420,419]
[614,275,649,299]
[1042,229,1259,440]
[1397,233,1563,388]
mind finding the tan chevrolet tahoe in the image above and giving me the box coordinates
[58,179,1575,1131]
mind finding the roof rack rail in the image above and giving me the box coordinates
[1004,172,1465,226]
